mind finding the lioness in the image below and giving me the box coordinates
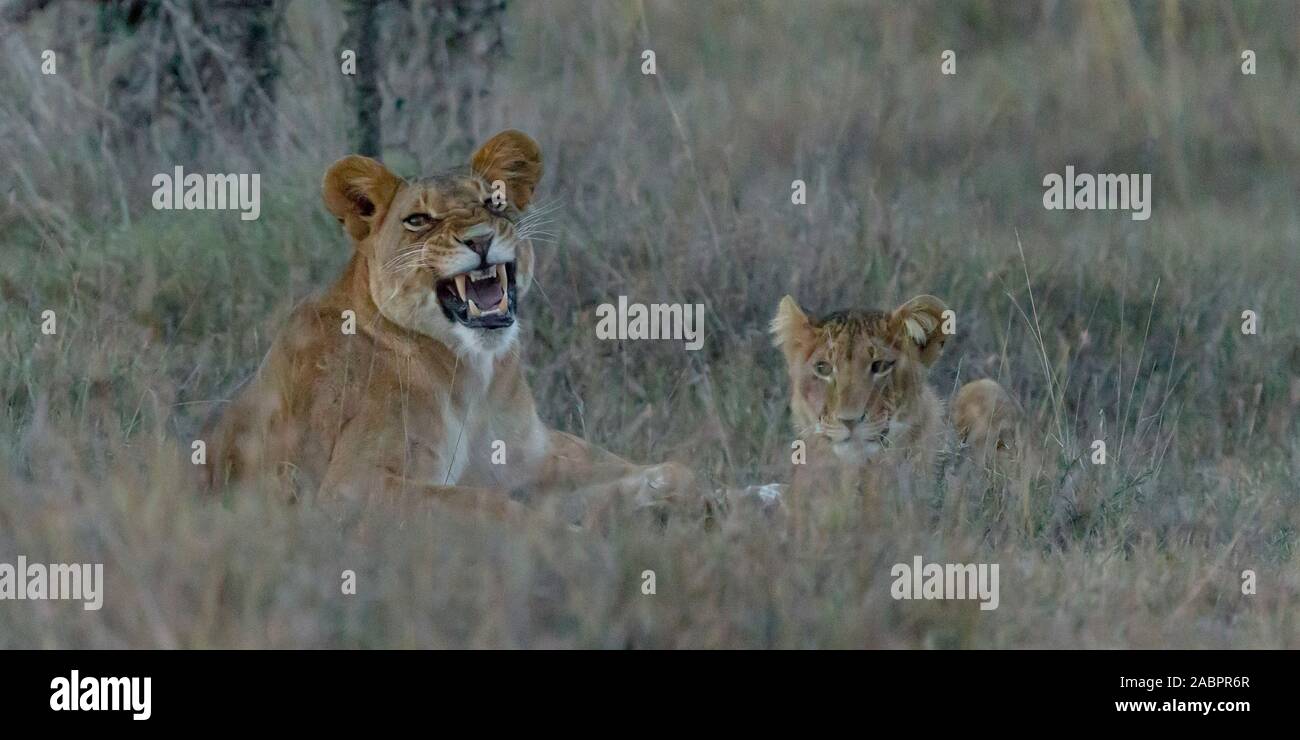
[207,130,694,519]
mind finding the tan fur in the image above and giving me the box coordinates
[206,131,696,521]
[771,294,950,512]
[952,378,1019,464]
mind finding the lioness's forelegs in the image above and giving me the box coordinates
[532,430,701,523]
[321,468,523,520]
[315,447,522,517]
[317,426,700,525]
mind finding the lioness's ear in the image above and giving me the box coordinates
[771,295,815,358]
[323,155,402,241]
[471,130,542,210]
[889,294,949,367]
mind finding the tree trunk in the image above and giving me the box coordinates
[343,0,382,157]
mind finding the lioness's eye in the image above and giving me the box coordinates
[813,360,832,378]
[403,213,435,231]
[870,359,895,375]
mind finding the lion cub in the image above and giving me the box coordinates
[951,377,1020,464]
[770,294,951,508]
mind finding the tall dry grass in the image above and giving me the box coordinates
[0,0,1298,647]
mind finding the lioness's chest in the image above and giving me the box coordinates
[363,366,546,489]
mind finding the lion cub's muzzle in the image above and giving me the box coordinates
[435,260,518,330]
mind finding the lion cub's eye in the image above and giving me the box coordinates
[812,360,833,379]
[870,359,895,376]
[403,213,436,231]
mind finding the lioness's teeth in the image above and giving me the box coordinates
[453,274,467,301]
[497,264,509,312]
[467,300,481,317]
[470,267,494,282]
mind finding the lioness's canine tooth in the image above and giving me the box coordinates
[468,300,482,317]
[454,274,467,301]
[496,264,509,312]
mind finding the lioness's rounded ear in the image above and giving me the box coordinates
[471,130,542,210]
[323,155,402,241]
[890,294,949,367]
[770,295,813,354]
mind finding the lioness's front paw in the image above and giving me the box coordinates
[632,462,699,508]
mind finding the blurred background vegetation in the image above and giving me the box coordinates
[0,0,1297,647]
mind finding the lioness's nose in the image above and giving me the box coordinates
[836,411,866,430]
[460,234,492,258]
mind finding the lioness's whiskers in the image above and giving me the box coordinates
[517,219,555,232]
[383,258,427,277]
[382,245,420,266]
[516,220,556,238]
[388,259,424,274]
[517,229,558,241]
[516,199,562,228]
[382,243,427,273]
[383,261,421,276]
[520,196,562,217]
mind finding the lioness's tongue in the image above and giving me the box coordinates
[467,276,504,310]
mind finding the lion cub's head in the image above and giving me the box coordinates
[771,294,949,464]
[322,130,543,357]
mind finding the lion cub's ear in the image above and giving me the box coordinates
[889,294,949,367]
[770,295,815,359]
[471,130,542,210]
[323,155,403,241]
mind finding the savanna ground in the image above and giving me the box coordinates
[1,1,1298,648]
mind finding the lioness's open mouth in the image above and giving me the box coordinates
[436,261,517,329]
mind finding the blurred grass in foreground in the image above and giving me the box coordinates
[0,0,1297,647]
